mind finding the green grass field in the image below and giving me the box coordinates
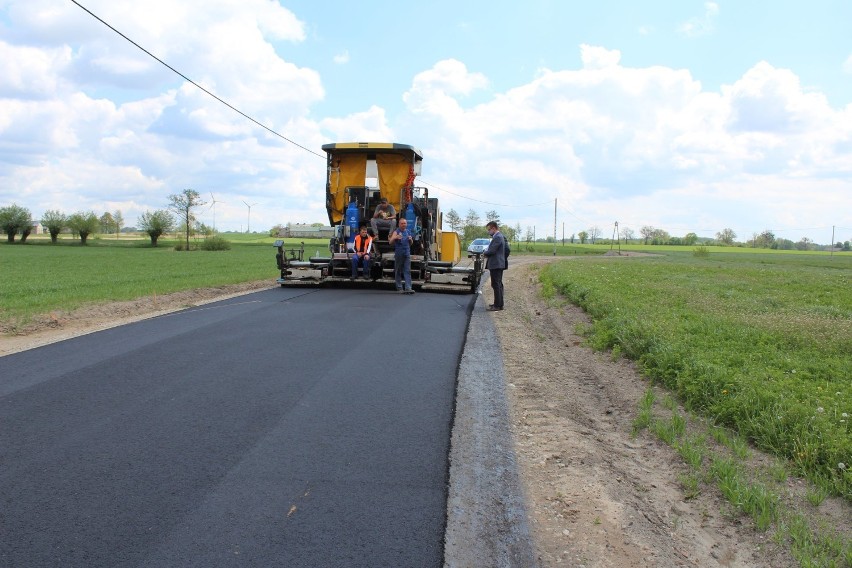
[539,250,852,499]
[0,234,329,323]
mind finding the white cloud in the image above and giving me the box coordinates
[678,1,719,38]
[401,46,851,242]
[580,44,621,70]
[319,105,393,142]
[403,59,488,116]
[0,0,327,231]
[333,51,350,65]
[0,40,72,98]
[724,62,834,135]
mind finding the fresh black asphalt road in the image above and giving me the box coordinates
[0,286,477,567]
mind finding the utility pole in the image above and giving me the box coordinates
[610,221,620,255]
[831,225,835,258]
[553,198,557,256]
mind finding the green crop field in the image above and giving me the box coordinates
[0,235,329,323]
[539,250,852,499]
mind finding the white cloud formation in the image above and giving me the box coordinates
[333,51,350,65]
[678,1,720,38]
[403,59,488,118]
[319,106,394,143]
[0,0,333,232]
[0,40,72,98]
[401,46,851,242]
[580,44,621,70]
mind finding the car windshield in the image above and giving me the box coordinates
[472,239,490,245]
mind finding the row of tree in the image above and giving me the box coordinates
[442,209,518,243]
[0,205,106,244]
[6,198,847,252]
[0,189,207,249]
[442,214,849,251]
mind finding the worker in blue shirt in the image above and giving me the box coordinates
[388,217,414,294]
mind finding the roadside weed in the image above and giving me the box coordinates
[609,344,622,362]
[676,436,705,470]
[678,472,701,500]
[805,484,830,507]
[632,385,850,564]
[632,388,655,436]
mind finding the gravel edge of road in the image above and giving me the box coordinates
[443,288,538,568]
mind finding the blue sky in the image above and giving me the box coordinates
[1,0,850,243]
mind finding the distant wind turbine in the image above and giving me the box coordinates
[209,192,225,232]
[243,200,258,234]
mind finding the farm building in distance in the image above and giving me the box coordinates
[277,224,335,239]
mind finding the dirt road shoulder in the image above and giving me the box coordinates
[490,257,794,567]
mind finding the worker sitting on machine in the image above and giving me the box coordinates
[370,197,396,239]
[350,225,373,280]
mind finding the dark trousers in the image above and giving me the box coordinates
[489,269,504,308]
[351,254,371,278]
[395,252,412,290]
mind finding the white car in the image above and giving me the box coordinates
[467,238,492,255]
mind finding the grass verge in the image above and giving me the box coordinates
[540,250,851,500]
[634,388,851,566]
[0,236,328,328]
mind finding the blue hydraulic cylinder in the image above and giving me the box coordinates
[345,200,360,246]
[405,203,417,237]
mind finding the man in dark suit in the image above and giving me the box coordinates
[483,221,506,311]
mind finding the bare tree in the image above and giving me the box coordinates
[444,209,462,232]
[113,209,124,237]
[640,225,655,245]
[464,209,481,229]
[795,237,812,251]
[463,209,486,243]
[621,227,635,243]
[169,189,205,251]
[99,212,115,234]
[588,226,601,243]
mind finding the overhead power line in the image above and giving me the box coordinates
[70,0,325,160]
[70,0,569,211]
[419,178,553,208]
